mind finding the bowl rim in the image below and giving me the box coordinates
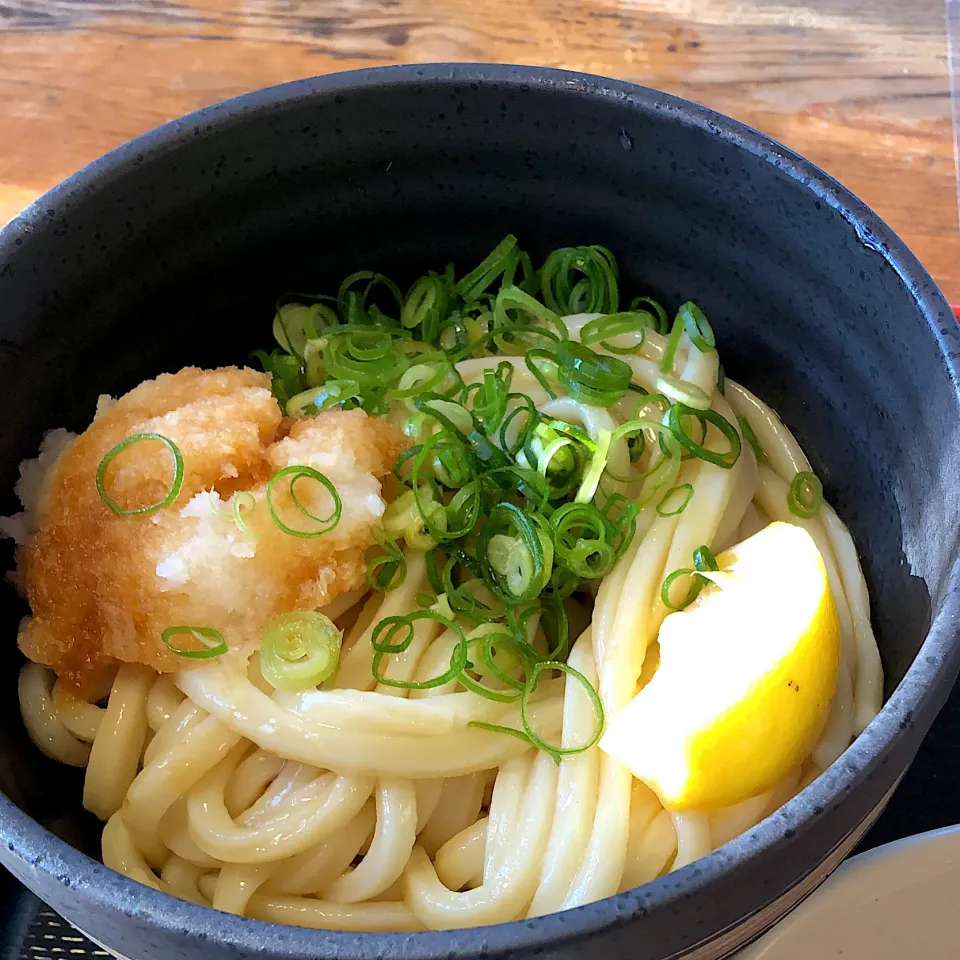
[2,61,960,960]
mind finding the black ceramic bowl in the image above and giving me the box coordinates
[1,64,959,960]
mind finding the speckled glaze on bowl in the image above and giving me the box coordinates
[0,63,959,960]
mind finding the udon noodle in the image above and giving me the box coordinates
[4,239,883,932]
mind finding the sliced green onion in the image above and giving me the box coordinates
[541,246,619,316]
[666,403,741,469]
[660,317,684,375]
[477,504,554,604]
[661,544,719,611]
[469,361,514,431]
[337,271,403,323]
[372,612,468,689]
[656,374,712,410]
[161,626,227,660]
[231,491,257,539]
[266,465,341,538]
[458,627,535,702]
[556,340,633,408]
[575,428,612,503]
[788,471,824,519]
[630,296,670,335]
[737,415,768,465]
[493,286,568,344]
[678,301,715,351]
[657,483,694,517]
[402,272,453,340]
[660,568,703,611]
[457,235,520,303]
[498,395,539,457]
[550,502,616,578]
[259,611,342,691]
[366,533,407,591]
[255,245,750,730]
[391,353,458,401]
[467,660,604,761]
[716,364,726,395]
[579,311,656,355]
[521,660,605,761]
[273,301,336,359]
[693,544,719,572]
[252,348,307,410]
[286,379,361,418]
[524,348,559,398]
[96,433,184,517]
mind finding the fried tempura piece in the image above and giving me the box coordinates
[13,367,408,689]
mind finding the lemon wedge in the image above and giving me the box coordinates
[599,521,841,812]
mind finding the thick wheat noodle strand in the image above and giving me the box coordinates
[335,552,429,690]
[563,514,680,907]
[414,779,445,833]
[622,810,677,889]
[142,698,202,768]
[403,752,557,930]
[418,773,488,857]
[821,504,883,732]
[324,779,418,903]
[246,893,424,932]
[185,745,374,864]
[176,667,562,778]
[434,818,488,892]
[121,714,241,866]
[224,749,285,818]
[83,664,153,820]
[213,862,276,916]
[261,801,377,896]
[145,674,185,731]
[671,812,711,871]
[102,812,160,891]
[18,663,90,767]
[51,677,104,742]
[527,633,601,917]
[159,799,221,868]
[159,855,208,906]
[483,756,531,882]
[727,379,881,731]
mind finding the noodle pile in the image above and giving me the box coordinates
[6,242,883,933]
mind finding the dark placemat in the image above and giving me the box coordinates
[2,677,959,960]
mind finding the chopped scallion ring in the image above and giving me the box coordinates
[660,567,703,611]
[260,611,342,691]
[366,533,408,591]
[678,301,715,352]
[266,465,341,538]
[96,433,184,517]
[657,483,695,517]
[656,374,712,410]
[666,403,741,469]
[520,660,605,761]
[161,626,228,660]
[661,317,685,374]
[372,612,469,689]
[788,471,824,518]
[557,340,633,408]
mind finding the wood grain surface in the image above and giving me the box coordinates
[0,0,957,299]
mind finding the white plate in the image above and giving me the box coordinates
[738,825,960,959]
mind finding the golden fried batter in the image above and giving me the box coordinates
[15,367,407,689]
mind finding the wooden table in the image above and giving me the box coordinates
[1,0,957,300]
